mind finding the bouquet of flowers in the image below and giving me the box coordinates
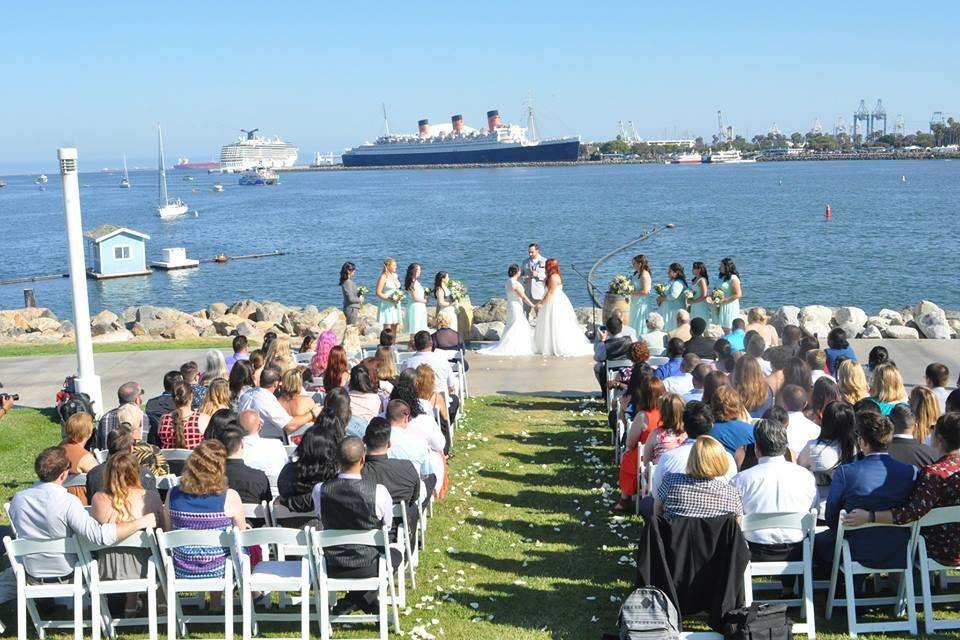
[711,288,725,304]
[389,290,406,304]
[607,274,635,296]
[448,279,468,303]
[423,287,433,299]
[357,285,369,297]
[652,282,667,296]
[683,289,695,301]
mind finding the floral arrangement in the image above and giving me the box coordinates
[607,274,635,296]
[423,287,433,299]
[683,289,695,301]
[652,282,667,296]
[357,285,369,297]
[711,288,725,304]
[448,279,468,303]
[389,290,406,304]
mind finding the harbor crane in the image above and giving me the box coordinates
[870,100,887,136]
[627,120,639,142]
[894,114,905,136]
[617,120,626,141]
[811,118,823,135]
[853,100,870,143]
[716,110,733,143]
[769,122,781,136]
[930,111,945,132]
[834,117,847,137]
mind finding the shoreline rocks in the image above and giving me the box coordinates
[0,297,957,346]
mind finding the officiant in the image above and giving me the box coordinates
[521,243,547,316]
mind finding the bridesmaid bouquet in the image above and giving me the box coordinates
[607,275,635,296]
[357,285,369,297]
[711,288,725,303]
[448,279,468,302]
[652,282,667,296]
[423,287,433,299]
[389,290,406,304]
[683,289,695,301]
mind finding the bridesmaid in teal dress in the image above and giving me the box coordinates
[688,261,712,325]
[714,257,743,333]
[376,257,402,335]
[627,254,652,336]
[656,263,688,332]
[404,262,428,334]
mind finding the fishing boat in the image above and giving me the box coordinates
[238,166,279,186]
[155,124,189,219]
[35,174,48,184]
[119,154,131,188]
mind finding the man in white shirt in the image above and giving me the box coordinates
[403,331,460,427]
[238,365,319,440]
[926,363,951,414]
[683,363,711,404]
[385,399,436,479]
[239,409,289,477]
[663,353,699,396]
[779,384,822,457]
[731,419,817,574]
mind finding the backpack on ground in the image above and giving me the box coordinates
[617,587,680,639]
[722,602,792,640]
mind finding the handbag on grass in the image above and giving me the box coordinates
[722,602,792,640]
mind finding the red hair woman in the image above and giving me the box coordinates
[532,257,592,357]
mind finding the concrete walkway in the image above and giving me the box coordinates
[0,339,958,411]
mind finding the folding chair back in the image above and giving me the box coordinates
[295,350,315,364]
[3,502,18,536]
[915,505,960,634]
[93,448,108,464]
[61,473,87,489]
[269,498,311,528]
[604,358,632,411]
[161,449,192,476]
[284,444,298,459]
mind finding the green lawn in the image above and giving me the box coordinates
[0,398,958,638]
[0,338,236,359]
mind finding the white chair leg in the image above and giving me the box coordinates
[73,572,82,640]
[91,582,101,640]
[148,581,158,640]
[167,578,176,640]
[843,554,858,638]
[300,570,309,640]
[379,576,389,640]
[921,562,935,635]
[16,579,26,640]
[803,557,816,639]
[224,562,233,640]
[386,563,400,634]
[742,563,753,606]
[319,584,330,640]
[242,576,251,640]
[904,561,918,635]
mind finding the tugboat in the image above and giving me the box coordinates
[238,166,279,186]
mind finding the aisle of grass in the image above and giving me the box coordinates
[1,397,959,638]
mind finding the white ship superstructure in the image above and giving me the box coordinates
[703,149,756,164]
[218,129,298,172]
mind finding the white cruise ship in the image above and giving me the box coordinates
[702,148,757,164]
[218,129,298,173]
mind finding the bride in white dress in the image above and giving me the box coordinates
[478,264,537,356]
[533,258,593,357]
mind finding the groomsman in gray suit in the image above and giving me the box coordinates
[521,243,547,319]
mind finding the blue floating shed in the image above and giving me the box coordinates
[84,224,152,279]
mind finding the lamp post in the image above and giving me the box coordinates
[58,148,103,417]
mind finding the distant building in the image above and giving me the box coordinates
[84,224,151,279]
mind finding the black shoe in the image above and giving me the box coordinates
[332,599,359,616]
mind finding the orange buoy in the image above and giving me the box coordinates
[825,204,832,219]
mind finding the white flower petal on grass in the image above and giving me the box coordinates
[469,602,480,609]
[591,616,600,623]
[586,596,597,601]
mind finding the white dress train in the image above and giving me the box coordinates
[478,279,534,356]
[533,283,593,357]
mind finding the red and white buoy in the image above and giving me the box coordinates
[825,204,832,219]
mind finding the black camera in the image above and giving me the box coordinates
[0,393,18,402]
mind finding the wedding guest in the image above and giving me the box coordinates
[326,387,368,440]
[61,413,98,505]
[299,335,315,355]
[375,258,402,335]
[726,318,747,352]
[642,312,667,356]
[948,389,960,413]
[909,386,942,445]
[781,325,802,358]
[782,357,813,394]
[276,426,339,521]
[656,436,743,520]
[322,345,351,392]
[735,356,774,419]
[808,377,841,424]
[654,338,685,381]
[668,309,692,342]
[277,369,317,426]
[702,370,731,406]
[746,335,771,375]
[217,426,272,509]
[806,349,831,384]
[765,347,789,395]
[868,362,909,415]
[248,349,266,387]
[340,261,361,325]
[641,393,687,467]
[925,363,951,413]
[824,328,857,376]
[687,261,711,325]
[180,361,204,410]
[612,341,652,391]
[239,410,288,478]
[888,404,937,468]
[432,314,467,362]
[745,307,779,347]
[238,366,321,440]
[309,330,338,378]
[376,346,398,394]
[837,360,869,405]
[664,353,699,396]
[158,381,203,450]
[709,385,754,454]
[225,335,249,372]
[798,401,858,515]
[867,345,891,379]
[714,257,742,334]
[204,409,239,445]
[779,384,821,457]
[264,336,295,373]
[656,262,688,332]
[628,254,652,336]
[261,333,278,359]
[684,317,715,360]
[199,378,231,430]
[348,361,383,424]
[712,338,736,374]
[404,263,429,334]
[434,271,459,332]
[615,377,666,509]
[685,363,712,403]
[416,365,449,427]
[229,360,255,409]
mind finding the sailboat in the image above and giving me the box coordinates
[119,153,131,188]
[156,124,188,219]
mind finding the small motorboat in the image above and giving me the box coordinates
[213,183,224,192]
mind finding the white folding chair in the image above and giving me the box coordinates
[915,505,960,635]
[740,510,817,639]
[604,358,632,412]
[93,449,109,464]
[456,347,469,398]
[155,528,236,640]
[77,529,160,640]
[825,510,918,637]
[417,480,429,549]
[647,355,669,366]
[62,474,87,489]
[155,474,180,491]
[3,535,87,640]
[161,449,192,476]
[232,527,314,639]
[4,502,19,535]
[310,527,399,640]
[614,417,628,464]
[295,350,315,364]
[390,502,416,606]
[636,460,654,515]
[269,498,311,528]
[284,444,298,459]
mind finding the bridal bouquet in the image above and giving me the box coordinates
[683,289,695,301]
[423,287,433,299]
[448,279,468,303]
[652,282,667,296]
[357,285,369,297]
[389,290,406,304]
[607,274,635,296]
[711,288,725,304]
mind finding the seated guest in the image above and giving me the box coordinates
[432,314,469,373]
[712,338,736,375]
[806,349,831,385]
[97,381,147,451]
[701,370,730,407]
[778,384,821,458]
[808,377,841,425]
[309,330,338,378]
[780,325,802,358]
[684,363,711,403]
[90,452,165,616]
[379,327,396,349]
[782,357,813,395]
[888,404,937,469]
[814,412,917,569]
[948,389,960,413]
[411,366,451,463]
[910,386,941,445]
[654,338,685,381]
[844,413,960,566]
[641,312,667,356]
[765,347,790,396]
[375,346,398,394]
[202,353,229,405]
[180,361,205,410]
[798,401,858,515]
[144,370,183,445]
[619,374,665,446]
[238,365,320,440]
[731,419,817,567]
[239,409,288,478]
[264,335,296,372]
[837,360,869,406]
[204,408,238,444]
[710,385,754,455]
[683,317,716,360]
[326,387,367,440]
[277,369,317,425]
[362,417,421,542]
[745,307,780,347]
[87,428,158,496]
[312,436,398,615]
[199,379,232,429]
[276,426,339,519]
[217,426,272,509]
[866,345,891,379]
[9,447,156,584]
[668,309,692,342]
[656,436,743,520]
[663,353,699,396]
[735,356,774,419]
[746,335,771,375]
[348,361,383,424]
[61,413,98,505]
[299,335,315,355]
[120,404,169,477]
[594,315,634,395]
[229,360,255,410]
[225,335,250,372]
[727,318,747,352]
[384,399,436,486]
[824,328,857,376]
[868,362,909,415]
[249,349,266,387]
[322,345,351,392]
[640,393,687,466]
[925,363,951,414]
[158,381,204,450]
[403,331,460,425]
[611,341,651,392]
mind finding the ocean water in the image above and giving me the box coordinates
[0,160,957,319]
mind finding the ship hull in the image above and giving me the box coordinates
[342,138,581,167]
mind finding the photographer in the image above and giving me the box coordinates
[0,383,16,420]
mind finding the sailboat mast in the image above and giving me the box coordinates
[158,124,169,205]
[122,153,129,182]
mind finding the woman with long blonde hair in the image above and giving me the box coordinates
[416,364,449,425]
[837,360,869,405]
[199,378,231,433]
[869,362,908,414]
[376,257,402,335]
[910,386,942,444]
[734,356,773,418]
[265,335,295,372]
[376,346,398,393]
[277,368,317,421]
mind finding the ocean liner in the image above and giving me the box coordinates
[341,109,580,167]
[218,129,299,172]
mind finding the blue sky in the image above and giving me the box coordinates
[1,1,953,173]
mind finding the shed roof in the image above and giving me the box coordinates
[84,224,151,243]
